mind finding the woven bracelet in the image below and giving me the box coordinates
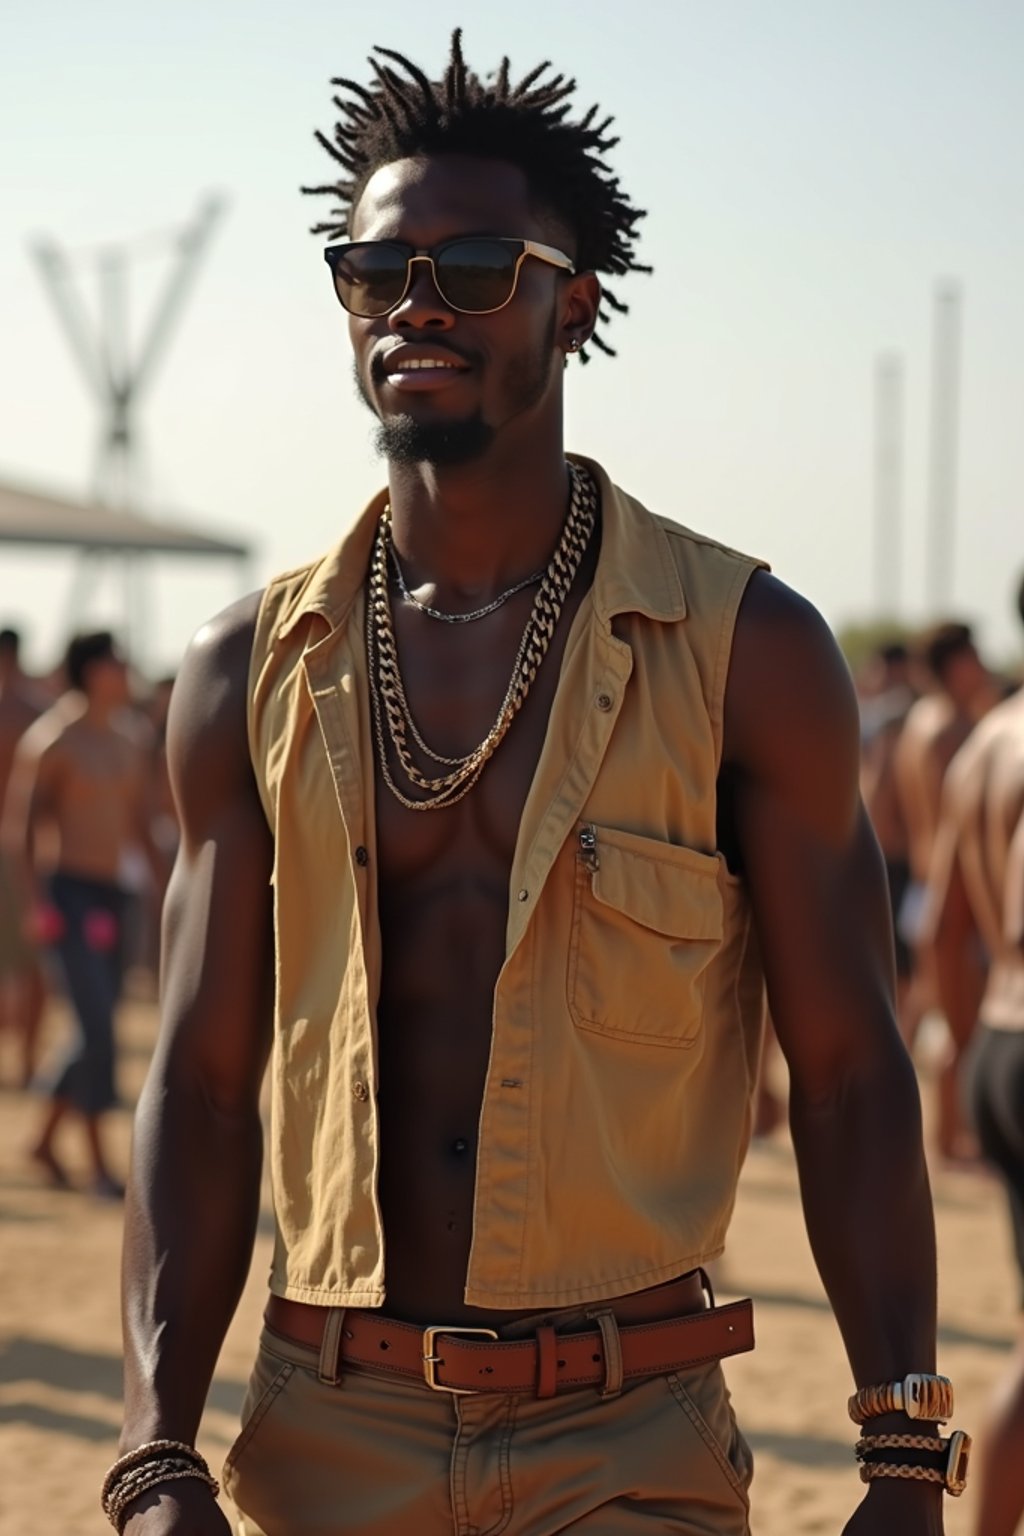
[107,1464,219,1532]
[856,1433,946,1457]
[859,1461,946,1488]
[101,1439,206,1505]
[101,1441,217,1531]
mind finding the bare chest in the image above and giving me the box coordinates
[58,732,136,815]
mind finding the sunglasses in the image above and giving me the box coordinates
[323,236,575,318]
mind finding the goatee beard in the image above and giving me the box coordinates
[372,413,495,466]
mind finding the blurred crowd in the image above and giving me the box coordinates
[856,602,1024,1161]
[0,625,176,1197]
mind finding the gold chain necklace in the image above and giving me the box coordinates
[367,462,598,810]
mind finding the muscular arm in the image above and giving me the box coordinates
[724,574,942,1532]
[0,727,63,908]
[120,595,273,1517]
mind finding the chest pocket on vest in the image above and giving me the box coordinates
[568,824,724,1047]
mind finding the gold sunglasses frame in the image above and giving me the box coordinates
[323,236,575,318]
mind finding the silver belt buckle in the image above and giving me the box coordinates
[422,1325,499,1394]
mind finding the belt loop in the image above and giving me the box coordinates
[589,1309,624,1399]
[535,1324,558,1399]
[318,1307,346,1385]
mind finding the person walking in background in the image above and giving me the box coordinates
[0,626,46,1087]
[2,630,158,1198]
[860,639,918,1032]
[894,622,1001,1157]
[928,577,1024,1536]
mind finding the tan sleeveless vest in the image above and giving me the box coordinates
[248,457,768,1308]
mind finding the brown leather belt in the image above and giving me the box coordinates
[264,1272,754,1397]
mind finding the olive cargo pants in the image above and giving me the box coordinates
[224,1324,752,1535]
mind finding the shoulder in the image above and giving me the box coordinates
[652,513,763,566]
[723,571,859,778]
[167,592,264,790]
[947,692,1024,795]
[903,692,954,745]
[652,513,767,604]
[18,702,78,764]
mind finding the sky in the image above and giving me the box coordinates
[1,0,1021,674]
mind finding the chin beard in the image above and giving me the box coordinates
[372,413,496,467]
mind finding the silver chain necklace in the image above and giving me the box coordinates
[387,539,545,624]
[367,462,597,810]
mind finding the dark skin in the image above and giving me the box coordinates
[120,154,943,1533]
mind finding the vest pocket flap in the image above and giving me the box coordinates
[590,836,724,943]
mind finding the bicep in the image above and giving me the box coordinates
[155,598,273,1109]
[723,575,898,1097]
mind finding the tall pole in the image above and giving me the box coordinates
[873,352,905,618]
[30,198,225,664]
[925,281,963,615]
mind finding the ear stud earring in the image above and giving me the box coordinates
[568,338,581,353]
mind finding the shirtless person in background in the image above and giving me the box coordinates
[895,622,1000,1155]
[2,631,156,1196]
[929,582,1024,1534]
[860,641,916,1028]
[0,627,46,1086]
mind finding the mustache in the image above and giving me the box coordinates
[368,340,480,387]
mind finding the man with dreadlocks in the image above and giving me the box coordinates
[114,31,961,1536]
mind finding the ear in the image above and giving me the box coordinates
[558,271,601,357]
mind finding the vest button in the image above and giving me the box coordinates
[595,692,613,711]
[355,845,369,866]
[517,888,529,902]
[352,1080,369,1101]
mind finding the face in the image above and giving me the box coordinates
[345,154,599,466]
[85,650,130,709]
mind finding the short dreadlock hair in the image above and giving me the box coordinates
[302,29,649,359]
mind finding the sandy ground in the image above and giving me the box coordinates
[0,993,1016,1536]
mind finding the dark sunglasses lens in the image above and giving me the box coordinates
[436,240,518,312]
[333,245,408,316]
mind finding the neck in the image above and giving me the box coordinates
[385,418,572,602]
[76,694,116,728]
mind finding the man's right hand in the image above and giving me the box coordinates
[122,1478,233,1535]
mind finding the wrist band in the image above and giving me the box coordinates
[101,1440,205,1504]
[848,1372,953,1425]
[101,1441,219,1532]
[856,1433,946,1456]
[853,1428,972,1497]
[860,1461,946,1488]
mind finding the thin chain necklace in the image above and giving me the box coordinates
[388,543,545,624]
[367,462,598,811]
